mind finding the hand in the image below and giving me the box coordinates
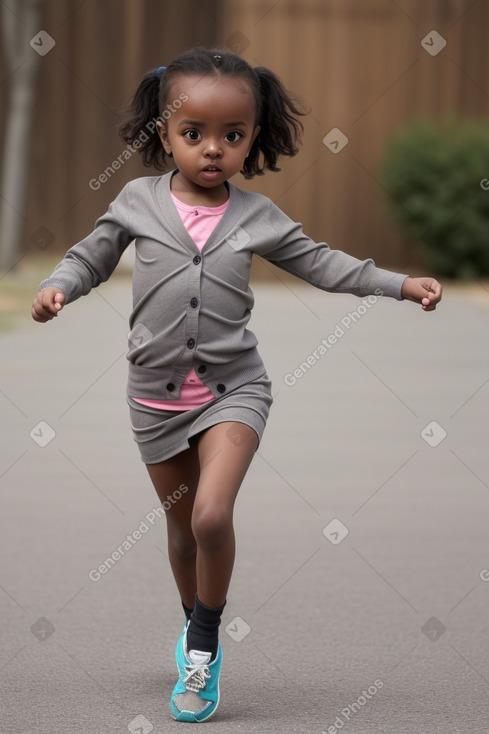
[31,287,66,322]
[401,276,442,311]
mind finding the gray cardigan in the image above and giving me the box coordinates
[41,170,408,400]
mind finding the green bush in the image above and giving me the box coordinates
[382,118,489,279]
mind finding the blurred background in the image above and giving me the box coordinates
[1,8,489,730]
[1,0,489,326]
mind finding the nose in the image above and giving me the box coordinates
[203,137,222,158]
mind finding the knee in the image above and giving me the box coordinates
[168,527,197,560]
[191,505,232,551]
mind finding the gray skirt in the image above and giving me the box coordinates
[127,373,273,464]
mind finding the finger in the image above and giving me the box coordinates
[423,278,440,296]
[33,295,57,320]
[422,294,437,311]
[31,304,43,322]
[425,281,442,309]
[54,291,66,308]
[417,278,441,309]
[40,292,61,314]
[33,304,56,321]
[31,303,53,322]
[414,282,431,304]
[430,280,442,302]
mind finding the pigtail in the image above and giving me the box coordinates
[119,70,166,169]
[242,66,306,178]
[118,49,306,176]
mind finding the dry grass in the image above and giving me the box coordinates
[0,256,62,333]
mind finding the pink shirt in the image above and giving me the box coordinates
[131,193,229,411]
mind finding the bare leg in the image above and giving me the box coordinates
[146,444,200,610]
[145,422,258,611]
[192,422,258,608]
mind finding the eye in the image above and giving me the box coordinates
[183,129,201,141]
[225,131,244,143]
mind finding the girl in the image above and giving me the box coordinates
[31,47,442,722]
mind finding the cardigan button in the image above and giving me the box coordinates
[193,255,201,265]
[197,365,207,374]
[166,383,175,392]
[216,383,226,394]
[190,297,198,308]
[186,338,196,349]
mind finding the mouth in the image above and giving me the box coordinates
[202,166,222,172]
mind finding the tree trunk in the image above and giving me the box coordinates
[0,0,43,272]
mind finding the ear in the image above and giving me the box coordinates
[246,125,260,156]
[156,120,172,155]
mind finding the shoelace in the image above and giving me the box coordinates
[184,660,211,692]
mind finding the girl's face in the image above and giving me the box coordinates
[156,74,260,199]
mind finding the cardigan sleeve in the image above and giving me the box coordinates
[39,183,134,304]
[257,200,409,300]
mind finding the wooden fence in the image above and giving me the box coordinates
[1,0,488,273]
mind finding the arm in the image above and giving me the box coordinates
[32,182,135,322]
[258,200,440,305]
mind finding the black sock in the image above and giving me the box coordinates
[186,594,225,661]
[182,601,193,623]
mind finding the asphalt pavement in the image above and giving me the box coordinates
[1,272,488,733]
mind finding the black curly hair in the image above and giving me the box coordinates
[119,46,306,178]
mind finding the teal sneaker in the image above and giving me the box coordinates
[170,623,222,722]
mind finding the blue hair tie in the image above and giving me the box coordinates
[156,66,166,78]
